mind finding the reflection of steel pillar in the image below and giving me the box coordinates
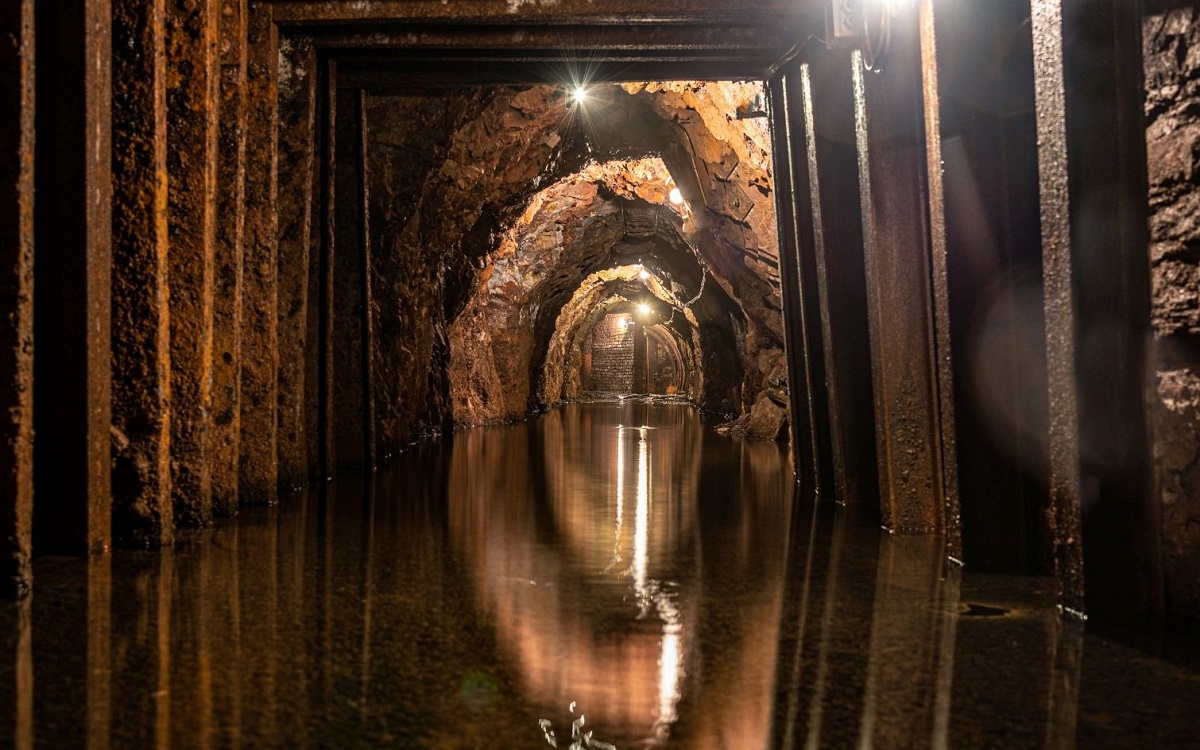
[632,321,649,394]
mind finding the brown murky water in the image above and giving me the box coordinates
[1,403,1197,748]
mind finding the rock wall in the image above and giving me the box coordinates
[1144,4,1200,618]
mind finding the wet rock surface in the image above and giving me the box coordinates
[1145,6,1200,617]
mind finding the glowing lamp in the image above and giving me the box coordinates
[668,187,683,205]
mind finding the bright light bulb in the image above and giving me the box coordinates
[668,187,683,205]
[571,86,587,104]
[639,269,650,281]
[637,303,652,317]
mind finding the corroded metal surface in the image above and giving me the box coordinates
[212,0,247,517]
[359,91,377,470]
[111,0,172,547]
[276,33,316,490]
[1041,0,1157,619]
[1031,0,1085,614]
[0,0,35,597]
[318,58,336,475]
[332,88,366,468]
[29,0,113,559]
[166,0,220,527]
[800,50,879,512]
[767,68,818,489]
[238,0,279,503]
[269,0,804,24]
[917,0,961,558]
[854,15,946,535]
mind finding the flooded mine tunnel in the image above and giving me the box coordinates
[3,1,1200,747]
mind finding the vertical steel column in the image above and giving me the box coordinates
[165,0,220,527]
[212,0,247,517]
[360,91,378,471]
[853,12,947,534]
[333,86,367,468]
[919,0,1051,574]
[317,58,337,479]
[111,0,171,546]
[30,0,112,558]
[917,0,962,559]
[239,0,279,503]
[1032,0,1157,617]
[768,63,829,494]
[277,34,317,491]
[801,51,880,513]
[0,0,35,596]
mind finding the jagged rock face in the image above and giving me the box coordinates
[1146,9,1200,338]
[1144,7,1200,618]
[368,87,588,455]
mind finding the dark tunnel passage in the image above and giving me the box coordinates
[350,81,781,460]
[4,1,1200,746]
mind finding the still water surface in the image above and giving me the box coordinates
[1,403,1198,748]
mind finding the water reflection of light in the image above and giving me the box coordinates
[634,429,649,598]
[608,425,625,573]
[621,425,684,741]
[657,608,683,734]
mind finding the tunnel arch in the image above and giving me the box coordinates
[449,149,751,423]
[425,82,783,435]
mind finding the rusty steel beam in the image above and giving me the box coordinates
[917,0,962,560]
[301,23,791,53]
[111,0,173,546]
[267,0,805,25]
[317,57,338,478]
[1032,0,1157,618]
[239,0,280,503]
[360,91,377,471]
[767,65,823,492]
[166,0,221,527]
[853,11,947,534]
[919,0,1052,575]
[332,87,365,468]
[800,52,879,513]
[212,0,248,517]
[0,0,35,597]
[33,0,114,556]
[277,34,317,491]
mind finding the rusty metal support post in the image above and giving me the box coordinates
[360,91,377,471]
[111,0,172,546]
[767,64,828,494]
[166,0,220,527]
[0,0,35,597]
[333,86,366,468]
[239,0,279,503]
[916,0,962,559]
[212,0,247,517]
[317,57,337,479]
[800,52,880,512]
[33,0,113,555]
[277,34,316,491]
[853,14,947,534]
[1032,0,1158,617]
[919,0,1051,574]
